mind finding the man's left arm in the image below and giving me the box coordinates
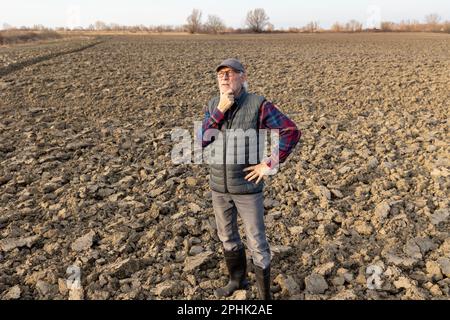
[244,101,301,183]
[260,100,301,169]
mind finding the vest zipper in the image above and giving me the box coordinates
[223,102,240,193]
[222,92,246,193]
[223,119,228,193]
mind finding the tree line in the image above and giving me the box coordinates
[2,9,449,34]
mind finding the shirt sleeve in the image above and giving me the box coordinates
[259,101,301,169]
[197,105,225,148]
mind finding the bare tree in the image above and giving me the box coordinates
[425,13,441,31]
[304,21,320,33]
[204,15,226,34]
[398,19,422,32]
[33,24,47,31]
[186,9,202,33]
[345,20,363,32]
[331,22,343,32]
[288,27,301,33]
[380,21,395,32]
[425,13,441,25]
[153,25,175,33]
[109,23,121,31]
[94,21,107,31]
[246,8,270,33]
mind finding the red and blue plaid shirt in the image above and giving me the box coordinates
[200,100,301,169]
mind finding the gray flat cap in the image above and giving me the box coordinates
[216,58,245,73]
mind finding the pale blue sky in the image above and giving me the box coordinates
[1,0,449,29]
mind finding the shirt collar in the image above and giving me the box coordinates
[235,86,247,104]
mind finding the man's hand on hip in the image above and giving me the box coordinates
[243,162,271,184]
[217,89,234,113]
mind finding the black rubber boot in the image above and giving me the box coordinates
[255,265,272,300]
[214,247,249,298]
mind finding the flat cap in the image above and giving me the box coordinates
[216,58,245,73]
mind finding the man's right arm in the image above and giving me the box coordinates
[198,106,225,148]
[198,91,234,148]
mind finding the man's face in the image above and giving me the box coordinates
[217,67,247,96]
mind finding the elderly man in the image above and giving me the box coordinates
[199,58,300,300]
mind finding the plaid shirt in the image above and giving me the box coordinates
[200,100,301,169]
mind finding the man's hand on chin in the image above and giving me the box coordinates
[217,89,234,113]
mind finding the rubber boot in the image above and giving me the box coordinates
[214,247,249,298]
[254,265,272,300]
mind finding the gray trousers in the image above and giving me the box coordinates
[212,190,271,269]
